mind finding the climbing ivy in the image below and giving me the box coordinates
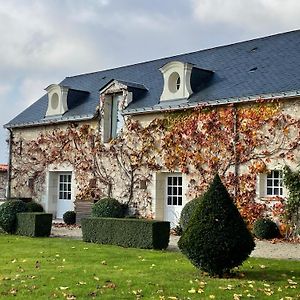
[283,165,300,237]
[10,99,300,229]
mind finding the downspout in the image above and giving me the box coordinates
[233,105,239,199]
[7,128,13,200]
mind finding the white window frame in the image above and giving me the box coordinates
[102,93,124,142]
[58,174,72,200]
[266,170,283,197]
[166,175,183,206]
[257,169,286,199]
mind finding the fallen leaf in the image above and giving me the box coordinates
[103,281,116,289]
[260,265,266,269]
[188,288,196,293]
[247,294,255,298]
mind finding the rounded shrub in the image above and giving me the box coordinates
[0,200,27,233]
[26,201,44,212]
[180,197,202,231]
[253,218,280,239]
[92,198,125,218]
[178,174,255,277]
[63,211,76,225]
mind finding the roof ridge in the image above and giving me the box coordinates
[65,29,300,79]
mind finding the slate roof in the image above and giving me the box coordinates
[5,29,300,128]
[0,164,8,172]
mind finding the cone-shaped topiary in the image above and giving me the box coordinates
[179,196,202,231]
[178,174,255,277]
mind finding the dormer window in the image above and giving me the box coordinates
[51,93,59,110]
[159,61,193,101]
[168,72,181,93]
[176,76,181,91]
[45,84,69,117]
[100,79,148,143]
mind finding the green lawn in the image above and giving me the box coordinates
[0,234,299,299]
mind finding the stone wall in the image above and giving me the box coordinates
[0,171,7,200]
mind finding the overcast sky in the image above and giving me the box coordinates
[0,0,299,163]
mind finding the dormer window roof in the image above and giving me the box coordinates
[45,84,69,117]
[159,61,214,103]
[159,61,194,101]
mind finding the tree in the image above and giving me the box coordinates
[178,174,255,277]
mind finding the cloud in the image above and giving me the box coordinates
[191,0,300,32]
[0,0,299,163]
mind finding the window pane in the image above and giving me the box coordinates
[273,170,279,178]
[173,177,177,185]
[267,188,272,195]
[178,187,182,196]
[173,197,177,205]
[167,196,172,205]
[178,177,182,185]
[168,177,172,185]
[267,179,272,187]
[274,180,279,186]
[178,197,182,205]
[274,188,279,195]
[168,187,172,195]
[173,187,177,195]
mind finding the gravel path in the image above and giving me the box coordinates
[51,225,300,260]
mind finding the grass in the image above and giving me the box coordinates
[0,234,299,299]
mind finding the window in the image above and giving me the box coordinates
[59,174,72,200]
[168,72,181,93]
[167,176,183,206]
[266,170,283,196]
[176,76,181,91]
[51,93,59,109]
[102,93,124,142]
[110,94,124,139]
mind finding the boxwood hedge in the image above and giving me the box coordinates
[82,217,170,250]
[16,213,52,237]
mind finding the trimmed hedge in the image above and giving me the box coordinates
[178,174,255,277]
[253,218,280,239]
[92,198,125,218]
[0,200,27,233]
[63,211,76,225]
[26,201,44,212]
[82,217,170,249]
[179,197,202,231]
[16,213,52,237]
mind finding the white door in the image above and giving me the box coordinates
[57,173,73,219]
[165,175,183,227]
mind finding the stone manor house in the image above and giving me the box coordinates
[4,30,300,225]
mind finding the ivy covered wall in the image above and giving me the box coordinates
[9,98,300,224]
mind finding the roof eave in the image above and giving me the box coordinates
[123,90,300,116]
[4,113,97,129]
